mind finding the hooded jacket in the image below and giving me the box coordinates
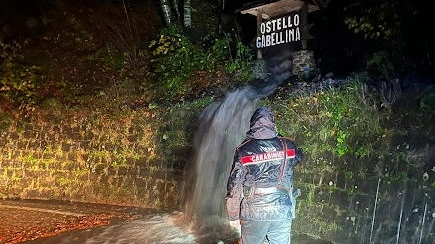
[226,107,303,221]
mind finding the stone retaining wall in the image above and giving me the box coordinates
[0,106,195,210]
[292,50,316,76]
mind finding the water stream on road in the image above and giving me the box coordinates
[18,47,435,243]
[24,46,295,244]
[181,47,294,242]
[24,212,331,244]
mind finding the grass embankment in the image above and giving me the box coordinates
[1,0,434,242]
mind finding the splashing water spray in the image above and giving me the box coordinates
[183,45,294,243]
[30,47,295,244]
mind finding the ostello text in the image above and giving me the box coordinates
[259,14,300,34]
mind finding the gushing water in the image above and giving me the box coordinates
[183,85,264,242]
[187,86,261,216]
[28,46,294,244]
[182,46,294,242]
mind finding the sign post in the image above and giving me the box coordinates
[239,0,322,76]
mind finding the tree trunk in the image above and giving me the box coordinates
[160,0,173,25]
[183,0,191,28]
[173,0,180,20]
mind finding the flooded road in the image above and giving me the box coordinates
[1,199,332,244]
[24,213,198,244]
[24,214,331,244]
[0,199,157,244]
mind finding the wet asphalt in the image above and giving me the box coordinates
[0,199,333,244]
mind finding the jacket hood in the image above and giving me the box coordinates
[247,107,278,139]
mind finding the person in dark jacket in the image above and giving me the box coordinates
[226,106,303,244]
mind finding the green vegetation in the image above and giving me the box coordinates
[0,40,40,108]
[148,24,252,102]
[0,1,433,242]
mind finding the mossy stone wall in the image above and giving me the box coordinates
[1,86,434,243]
[0,105,198,210]
[292,50,316,75]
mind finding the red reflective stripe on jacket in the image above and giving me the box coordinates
[240,149,296,165]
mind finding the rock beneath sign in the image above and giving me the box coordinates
[250,59,269,80]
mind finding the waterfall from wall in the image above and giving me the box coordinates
[183,45,294,242]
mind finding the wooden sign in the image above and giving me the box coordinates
[256,13,301,48]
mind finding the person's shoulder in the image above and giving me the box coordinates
[236,137,253,150]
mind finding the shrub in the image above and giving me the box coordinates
[0,40,41,107]
[148,25,253,102]
[148,25,210,98]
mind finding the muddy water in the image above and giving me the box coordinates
[183,46,294,237]
[24,212,198,244]
[11,46,330,243]
[23,212,332,244]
